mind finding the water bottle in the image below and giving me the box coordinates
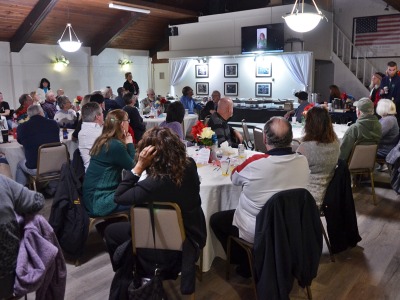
[62,125,68,140]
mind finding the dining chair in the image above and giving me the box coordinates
[131,202,203,299]
[319,210,335,262]
[241,119,254,150]
[28,142,69,191]
[291,138,301,152]
[347,142,378,205]
[253,127,267,153]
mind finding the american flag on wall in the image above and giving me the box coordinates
[352,14,400,57]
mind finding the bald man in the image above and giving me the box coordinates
[208,97,243,148]
[210,117,309,276]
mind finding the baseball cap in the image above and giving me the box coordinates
[294,91,308,101]
[353,97,374,114]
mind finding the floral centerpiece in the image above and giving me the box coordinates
[191,121,215,146]
[74,96,83,105]
[154,97,167,115]
[301,103,315,125]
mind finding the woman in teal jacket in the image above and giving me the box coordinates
[83,109,135,217]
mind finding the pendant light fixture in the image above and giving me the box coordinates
[282,0,327,33]
[58,0,81,52]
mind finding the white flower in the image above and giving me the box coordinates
[200,127,215,139]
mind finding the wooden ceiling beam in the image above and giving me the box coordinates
[91,12,141,56]
[112,0,198,17]
[10,0,59,52]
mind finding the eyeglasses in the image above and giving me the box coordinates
[123,119,130,123]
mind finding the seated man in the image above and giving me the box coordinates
[78,102,104,171]
[16,105,60,191]
[0,174,45,299]
[54,95,77,128]
[180,86,202,114]
[339,97,382,162]
[208,97,243,148]
[210,117,309,276]
[103,87,120,112]
[41,91,57,119]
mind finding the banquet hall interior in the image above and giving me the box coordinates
[0,0,400,299]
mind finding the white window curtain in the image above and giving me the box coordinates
[281,52,312,92]
[169,59,193,97]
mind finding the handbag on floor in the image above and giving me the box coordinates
[128,202,167,300]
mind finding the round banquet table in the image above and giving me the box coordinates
[0,129,77,180]
[186,146,259,272]
[142,113,198,137]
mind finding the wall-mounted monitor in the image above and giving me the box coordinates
[241,23,284,54]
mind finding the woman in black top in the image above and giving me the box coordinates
[123,72,139,96]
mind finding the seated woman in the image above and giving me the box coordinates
[0,175,45,299]
[54,95,77,128]
[104,127,206,280]
[159,101,185,140]
[297,106,339,206]
[83,109,135,217]
[376,99,399,171]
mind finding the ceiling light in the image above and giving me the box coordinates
[282,0,327,33]
[58,23,82,52]
[109,3,150,14]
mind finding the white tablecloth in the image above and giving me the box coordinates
[142,114,198,136]
[187,147,257,272]
[0,129,77,180]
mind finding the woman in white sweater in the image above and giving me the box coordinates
[297,106,340,206]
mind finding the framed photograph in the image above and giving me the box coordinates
[195,64,209,78]
[224,82,238,96]
[255,82,272,97]
[224,63,238,78]
[352,14,400,58]
[196,82,209,95]
[256,61,272,77]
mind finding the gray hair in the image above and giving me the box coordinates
[57,95,71,109]
[376,98,396,117]
[27,104,44,117]
[264,117,293,148]
[81,102,102,122]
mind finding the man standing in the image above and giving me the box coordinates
[380,61,400,124]
[78,102,104,171]
[16,105,59,188]
[208,97,243,147]
[339,97,382,162]
[41,91,58,119]
[210,117,309,276]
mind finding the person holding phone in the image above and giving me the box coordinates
[83,109,135,217]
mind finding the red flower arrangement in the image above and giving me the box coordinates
[160,97,167,104]
[302,103,315,116]
[191,121,206,144]
[74,96,83,105]
[341,92,347,100]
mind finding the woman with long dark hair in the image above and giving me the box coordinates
[104,127,206,280]
[83,109,135,217]
[36,78,51,104]
[297,106,339,206]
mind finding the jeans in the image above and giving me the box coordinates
[15,159,36,186]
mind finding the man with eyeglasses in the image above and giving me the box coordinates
[140,88,157,114]
[78,102,104,171]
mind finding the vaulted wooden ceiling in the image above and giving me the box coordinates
[0,0,397,61]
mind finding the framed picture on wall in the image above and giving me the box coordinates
[196,82,209,95]
[224,82,238,96]
[224,63,238,78]
[195,64,209,78]
[256,61,272,77]
[255,82,272,97]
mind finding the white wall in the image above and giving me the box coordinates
[0,42,150,109]
[153,63,170,96]
[171,55,305,101]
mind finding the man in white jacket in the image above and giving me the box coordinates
[211,116,310,277]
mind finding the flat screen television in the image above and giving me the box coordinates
[241,23,284,54]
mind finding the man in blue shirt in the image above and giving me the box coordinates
[180,86,202,114]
